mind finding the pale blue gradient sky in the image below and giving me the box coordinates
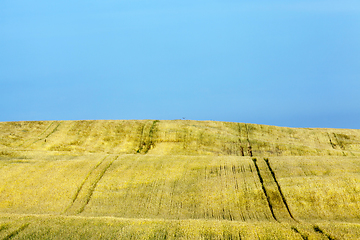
[1,0,360,128]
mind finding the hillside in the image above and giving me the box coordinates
[1,119,360,156]
[0,120,360,239]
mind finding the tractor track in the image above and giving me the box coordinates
[64,155,118,215]
[290,226,308,240]
[252,158,277,221]
[245,124,253,157]
[2,223,30,240]
[19,121,62,148]
[136,120,159,154]
[253,157,339,239]
[252,158,295,222]
[264,158,295,220]
[313,225,337,240]
[237,124,245,156]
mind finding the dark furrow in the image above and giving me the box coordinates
[19,121,58,147]
[143,120,159,153]
[291,226,308,240]
[18,122,54,147]
[333,133,345,150]
[63,155,118,215]
[237,124,245,156]
[313,225,337,240]
[136,124,146,153]
[3,223,30,240]
[77,156,117,214]
[27,122,62,147]
[229,210,234,221]
[252,158,277,221]
[66,156,108,210]
[33,122,61,145]
[245,124,253,157]
[249,164,253,172]
[44,122,61,139]
[264,158,296,221]
[38,122,55,137]
[0,224,10,232]
[136,120,159,154]
[327,133,336,149]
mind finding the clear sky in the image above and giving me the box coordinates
[1,0,360,128]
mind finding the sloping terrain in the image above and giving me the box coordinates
[1,120,360,156]
[0,120,360,239]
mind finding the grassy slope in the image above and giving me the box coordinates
[1,119,360,156]
[0,120,360,239]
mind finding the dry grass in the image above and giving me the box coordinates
[0,151,105,214]
[2,214,360,240]
[1,120,360,156]
[83,155,272,221]
[1,120,360,239]
[268,156,360,222]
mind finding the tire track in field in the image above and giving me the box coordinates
[291,224,338,240]
[313,225,338,240]
[0,224,10,238]
[0,222,11,232]
[64,155,118,215]
[245,124,253,157]
[236,124,245,156]
[1,223,30,240]
[18,122,54,147]
[332,133,345,150]
[19,121,61,148]
[252,158,277,221]
[252,158,295,222]
[264,158,295,220]
[327,132,356,156]
[327,133,337,149]
[290,226,308,240]
[66,156,108,208]
[136,120,159,154]
[253,158,339,238]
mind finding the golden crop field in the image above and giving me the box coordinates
[0,120,360,239]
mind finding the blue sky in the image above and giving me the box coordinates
[1,0,360,128]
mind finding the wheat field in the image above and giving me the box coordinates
[0,120,360,239]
